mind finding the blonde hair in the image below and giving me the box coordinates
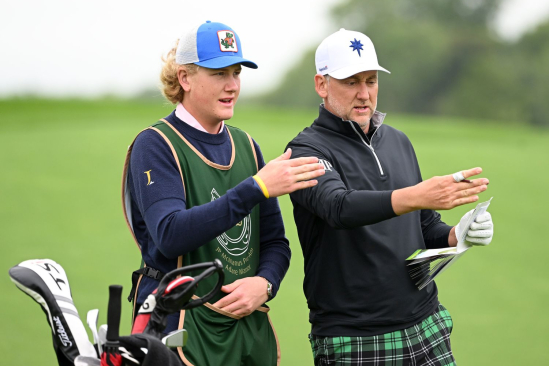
[160,40,199,104]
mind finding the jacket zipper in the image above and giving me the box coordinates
[348,122,385,176]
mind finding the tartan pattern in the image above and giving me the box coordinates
[309,304,456,365]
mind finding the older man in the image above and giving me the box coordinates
[286,29,494,365]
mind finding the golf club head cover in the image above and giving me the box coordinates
[9,259,97,365]
[131,276,195,338]
[132,293,156,335]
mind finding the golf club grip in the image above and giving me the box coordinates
[106,285,123,342]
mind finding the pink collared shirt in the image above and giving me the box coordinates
[175,103,225,134]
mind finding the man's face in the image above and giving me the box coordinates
[183,64,242,125]
[322,70,378,127]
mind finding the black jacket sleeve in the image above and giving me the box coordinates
[420,209,453,249]
[288,142,396,229]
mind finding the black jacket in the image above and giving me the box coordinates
[287,105,452,336]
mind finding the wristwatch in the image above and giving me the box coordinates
[266,280,273,299]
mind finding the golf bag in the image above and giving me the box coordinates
[8,259,97,366]
[10,258,224,366]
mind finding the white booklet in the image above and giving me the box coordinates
[406,197,493,290]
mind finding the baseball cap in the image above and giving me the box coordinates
[315,28,389,79]
[176,21,258,69]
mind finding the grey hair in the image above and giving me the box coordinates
[322,75,330,103]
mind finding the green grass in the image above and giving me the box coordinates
[1,99,547,365]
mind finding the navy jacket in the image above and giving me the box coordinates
[287,105,452,336]
[128,111,291,332]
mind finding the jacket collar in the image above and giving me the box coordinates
[314,104,387,140]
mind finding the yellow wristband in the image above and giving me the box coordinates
[253,175,270,199]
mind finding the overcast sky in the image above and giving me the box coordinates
[1,0,548,99]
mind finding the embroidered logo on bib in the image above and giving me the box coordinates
[218,31,238,52]
[211,188,250,255]
[144,170,154,186]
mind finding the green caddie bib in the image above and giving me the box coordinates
[131,120,280,366]
[151,119,261,303]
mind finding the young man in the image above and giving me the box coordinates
[286,29,495,365]
[121,21,324,365]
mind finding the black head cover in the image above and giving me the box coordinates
[119,334,183,366]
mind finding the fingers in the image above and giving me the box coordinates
[212,280,242,308]
[466,229,492,238]
[418,168,490,211]
[288,162,325,186]
[213,294,239,313]
[470,220,492,230]
[220,300,251,316]
[212,292,236,309]
[475,212,492,223]
[222,280,240,292]
[213,292,250,314]
[212,292,255,317]
[454,177,488,204]
[213,290,240,313]
[451,196,480,207]
[461,167,483,179]
[458,184,488,198]
[466,236,492,245]
[215,296,253,316]
[230,307,252,316]
[456,178,489,187]
[466,209,493,246]
[292,162,324,175]
[288,156,319,167]
[294,168,325,182]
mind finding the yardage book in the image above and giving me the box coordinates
[406,198,493,290]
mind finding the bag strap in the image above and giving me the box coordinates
[127,266,165,303]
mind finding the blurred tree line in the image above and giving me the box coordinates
[256,0,549,126]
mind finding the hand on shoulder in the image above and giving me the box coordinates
[254,148,325,198]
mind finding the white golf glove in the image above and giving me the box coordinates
[455,209,494,246]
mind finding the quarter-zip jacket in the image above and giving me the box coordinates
[287,105,452,336]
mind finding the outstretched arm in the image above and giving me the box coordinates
[391,167,489,215]
[131,131,324,259]
[288,142,489,230]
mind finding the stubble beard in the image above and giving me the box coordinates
[356,101,377,130]
[325,89,377,130]
[328,97,349,122]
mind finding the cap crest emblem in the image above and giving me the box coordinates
[218,31,238,52]
[349,38,363,57]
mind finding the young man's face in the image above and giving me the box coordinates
[184,64,242,126]
[322,70,378,127]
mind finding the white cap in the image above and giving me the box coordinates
[315,28,390,79]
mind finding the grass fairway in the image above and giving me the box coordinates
[1,99,547,365]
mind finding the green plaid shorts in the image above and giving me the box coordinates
[309,304,456,365]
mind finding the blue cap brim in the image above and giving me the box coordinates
[195,56,258,69]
